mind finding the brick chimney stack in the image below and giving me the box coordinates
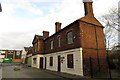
[55,22,62,33]
[43,31,49,39]
[83,0,94,16]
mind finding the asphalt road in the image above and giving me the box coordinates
[2,66,64,78]
[1,63,120,80]
[0,63,84,80]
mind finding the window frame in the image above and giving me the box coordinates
[67,31,74,44]
[67,54,74,68]
[50,57,53,66]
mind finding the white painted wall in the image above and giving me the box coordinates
[32,54,43,69]
[44,48,83,76]
[44,53,58,71]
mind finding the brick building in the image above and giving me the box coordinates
[25,46,33,67]
[0,49,22,63]
[27,0,108,76]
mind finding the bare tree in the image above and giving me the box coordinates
[100,7,119,48]
[101,8,119,31]
[100,4,120,70]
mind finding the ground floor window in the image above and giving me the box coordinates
[50,57,53,66]
[67,54,74,68]
[33,58,37,64]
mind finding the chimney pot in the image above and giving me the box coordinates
[55,22,62,33]
[43,31,49,39]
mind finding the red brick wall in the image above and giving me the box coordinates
[44,20,81,54]
[38,40,44,54]
[80,21,108,76]
[80,22,96,49]
[32,39,44,55]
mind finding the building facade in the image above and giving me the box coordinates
[25,46,33,67]
[31,35,44,69]
[27,0,108,76]
[0,49,22,63]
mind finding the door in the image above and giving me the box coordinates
[28,57,32,67]
[58,56,61,72]
[45,57,47,69]
[40,57,43,69]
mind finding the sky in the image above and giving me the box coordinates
[0,0,119,50]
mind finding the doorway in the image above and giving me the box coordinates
[40,57,43,69]
[58,56,61,72]
[45,57,47,69]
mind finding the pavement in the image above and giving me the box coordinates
[0,63,120,80]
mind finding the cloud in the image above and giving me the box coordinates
[93,0,119,17]
[0,0,119,49]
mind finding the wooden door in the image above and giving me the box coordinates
[40,57,43,69]
[58,56,61,72]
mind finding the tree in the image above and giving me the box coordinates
[100,7,119,49]
[100,5,120,70]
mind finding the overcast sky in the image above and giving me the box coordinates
[0,0,119,50]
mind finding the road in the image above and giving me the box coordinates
[1,63,119,80]
[0,63,84,80]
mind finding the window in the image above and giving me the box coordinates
[15,51,21,59]
[50,57,53,66]
[67,54,74,68]
[58,36,61,47]
[50,40,53,49]
[0,51,5,55]
[34,43,37,53]
[8,51,13,58]
[33,58,37,64]
[67,31,73,44]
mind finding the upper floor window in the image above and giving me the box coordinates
[50,40,53,49]
[67,31,73,44]
[34,43,37,52]
[58,36,61,47]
